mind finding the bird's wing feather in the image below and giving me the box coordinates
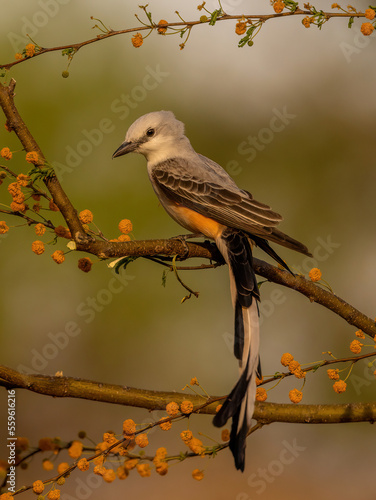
[151,158,282,235]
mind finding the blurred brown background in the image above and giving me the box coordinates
[1,1,375,498]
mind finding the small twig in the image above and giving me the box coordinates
[0,10,367,70]
[172,254,200,299]
[260,351,376,386]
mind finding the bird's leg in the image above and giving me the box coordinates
[169,233,204,257]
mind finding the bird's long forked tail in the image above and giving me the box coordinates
[213,229,261,472]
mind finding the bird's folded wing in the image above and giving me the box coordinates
[151,158,282,236]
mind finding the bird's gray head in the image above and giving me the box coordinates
[112,110,191,165]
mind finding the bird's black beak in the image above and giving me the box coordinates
[112,141,137,159]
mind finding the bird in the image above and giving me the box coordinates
[112,110,311,471]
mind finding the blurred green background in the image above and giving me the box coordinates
[1,1,375,498]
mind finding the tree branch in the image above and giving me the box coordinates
[0,79,92,244]
[0,9,367,70]
[1,365,375,424]
[1,78,375,342]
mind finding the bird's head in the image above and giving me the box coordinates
[112,110,190,165]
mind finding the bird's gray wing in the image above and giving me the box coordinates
[150,158,282,235]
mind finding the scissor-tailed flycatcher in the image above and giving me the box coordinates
[113,111,311,471]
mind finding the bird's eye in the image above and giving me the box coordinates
[146,128,155,137]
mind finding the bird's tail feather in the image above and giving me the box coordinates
[213,229,260,471]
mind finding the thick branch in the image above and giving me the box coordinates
[1,366,375,424]
[0,79,91,244]
[78,236,376,339]
[1,79,375,342]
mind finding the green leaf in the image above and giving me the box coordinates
[27,165,55,182]
[209,9,222,26]
[162,269,168,287]
[238,25,256,48]
[62,48,76,58]
[113,256,138,274]
[348,16,354,29]
[284,0,299,12]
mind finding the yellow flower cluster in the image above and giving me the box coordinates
[25,151,39,164]
[289,388,303,403]
[78,257,93,273]
[180,429,205,455]
[47,489,60,500]
[103,469,116,483]
[35,223,46,235]
[188,437,205,455]
[349,339,363,354]
[0,221,9,234]
[361,22,374,36]
[32,480,45,494]
[283,353,306,379]
[256,387,267,402]
[25,43,36,57]
[38,437,58,451]
[180,430,193,444]
[118,218,133,234]
[157,20,168,34]
[52,250,65,264]
[135,433,149,448]
[136,463,151,477]
[180,399,194,414]
[17,174,29,187]
[132,33,143,48]
[333,379,347,393]
[153,447,168,476]
[327,368,339,381]
[0,493,13,500]
[68,440,83,459]
[166,401,180,416]
[8,180,26,213]
[158,417,172,431]
[79,209,93,224]
[302,16,313,28]
[273,1,285,14]
[122,419,136,438]
[308,267,322,282]
[77,458,90,471]
[221,429,230,441]
[192,469,204,481]
[32,240,45,255]
[55,225,71,239]
[280,352,294,367]
[43,459,54,471]
[0,147,12,160]
[235,21,247,35]
[116,465,129,480]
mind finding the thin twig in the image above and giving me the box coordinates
[0,10,366,70]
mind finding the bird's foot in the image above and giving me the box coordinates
[169,233,204,257]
